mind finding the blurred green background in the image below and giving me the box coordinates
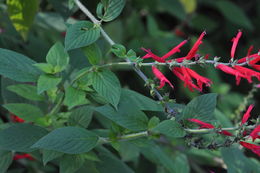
[0,0,260,172]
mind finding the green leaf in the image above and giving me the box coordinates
[221,146,260,173]
[111,44,126,58]
[191,14,218,32]
[32,127,99,154]
[65,21,101,51]
[7,0,39,39]
[0,150,12,173]
[42,149,64,166]
[7,84,44,101]
[91,70,121,108]
[82,43,102,65]
[0,124,48,152]
[37,74,62,94]
[181,93,217,122]
[95,104,148,131]
[152,120,186,138]
[60,155,85,173]
[215,0,253,30]
[46,42,69,73]
[0,48,41,82]
[121,89,163,112]
[3,103,43,122]
[34,63,55,74]
[68,106,93,128]
[172,153,190,173]
[98,0,126,22]
[64,86,89,109]
[148,116,160,129]
[96,147,134,173]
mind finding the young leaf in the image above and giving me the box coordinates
[68,106,93,128]
[65,21,101,51]
[60,154,85,173]
[32,127,99,154]
[91,70,121,108]
[111,44,126,58]
[64,86,89,109]
[7,0,39,39]
[42,149,64,166]
[34,63,55,74]
[0,48,41,82]
[46,42,69,73]
[0,150,12,173]
[82,43,102,65]
[180,93,217,122]
[3,103,44,122]
[97,0,126,22]
[152,120,186,138]
[37,74,62,94]
[7,84,44,101]
[0,124,48,152]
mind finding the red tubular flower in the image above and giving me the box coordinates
[241,104,254,125]
[233,65,260,82]
[247,45,254,57]
[141,48,165,62]
[188,119,233,136]
[239,141,260,157]
[13,154,35,161]
[188,118,214,128]
[249,54,260,65]
[216,64,246,85]
[161,40,187,60]
[252,65,260,71]
[10,114,25,123]
[142,40,187,62]
[249,125,260,142]
[231,30,242,59]
[185,67,212,90]
[172,67,201,92]
[237,53,259,64]
[185,31,206,60]
[152,66,174,89]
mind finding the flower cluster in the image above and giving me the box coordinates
[142,31,260,91]
[188,105,260,156]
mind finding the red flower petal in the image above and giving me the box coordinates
[161,40,188,60]
[152,66,174,89]
[10,114,25,123]
[185,67,212,90]
[233,65,260,82]
[13,154,35,161]
[250,125,260,142]
[141,48,166,62]
[240,141,260,157]
[188,118,215,129]
[185,31,206,60]
[241,104,254,125]
[216,64,246,85]
[231,30,242,59]
[218,130,233,136]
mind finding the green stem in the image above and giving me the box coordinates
[49,93,64,115]
[97,125,256,144]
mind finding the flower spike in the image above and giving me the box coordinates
[241,104,254,125]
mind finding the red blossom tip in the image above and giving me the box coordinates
[13,154,35,161]
[188,118,215,129]
[241,104,254,125]
[249,125,260,142]
[185,31,206,60]
[239,141,260,157]
[231,30,242,59]
[152,66,174,89]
